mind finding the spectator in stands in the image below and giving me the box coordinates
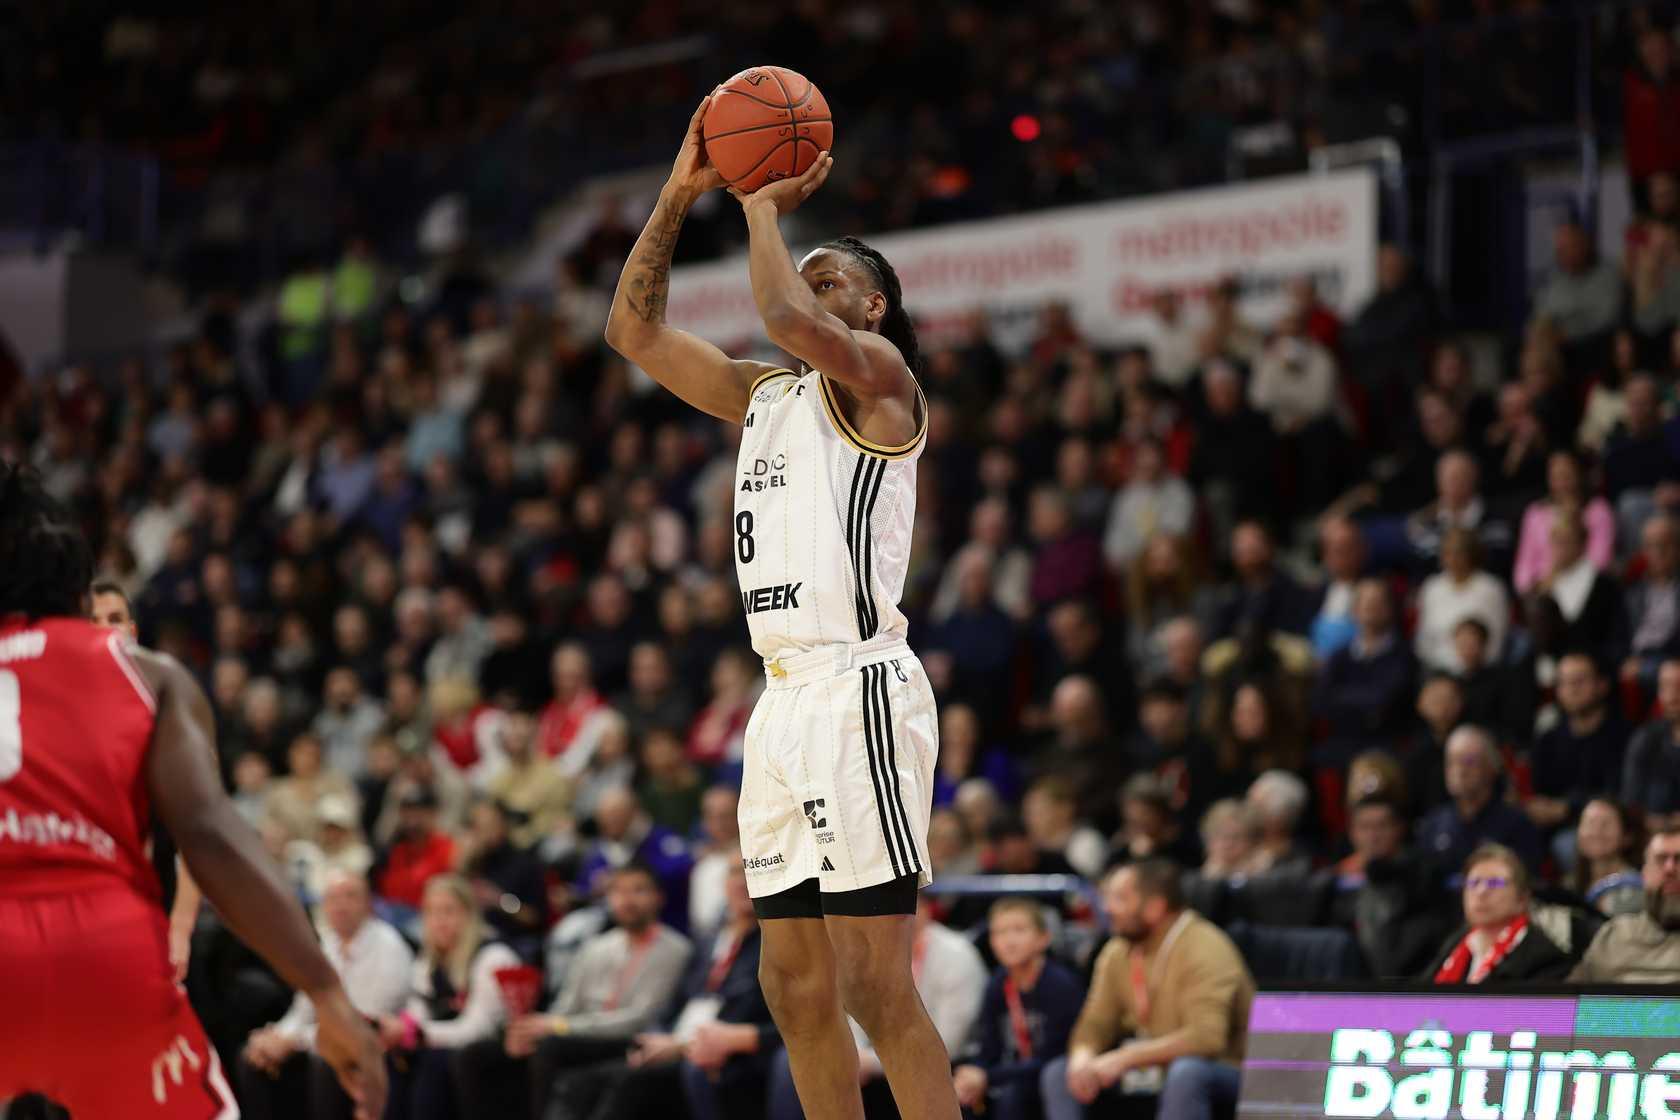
[542,863,773,1120]
[375,785,457,908]
[1189,360,1277,536]
[1625,26,1680,192]
[1210,679,1302,792]
[929,808,981,877]
[1423,843,1572,983]
[1415,526,1511,673]
[285,793,374,899]
[1342,245,1437,450]
[1635,214,1680,341]
[456,863,691,1119]
[1571,827,1680,982]
[1147,289,1199,390]
[425,583,492,688]
[1313,578,1416,752]
[1208,520,1313,641]
[1331,793,1407,898]
[1102,438,1194,570]
[1407,450,1514,577]
[379,874,521,1120]
[688,786,740,939]
[538,642,613,773]
[636,727,704,835]
[929,497,1034,625]
[1198,799,1261,880]
[264,731,358,843]
[1341,794,1458,978]
[930,549,1021,726]
[1418,726,1543,875]
[483,703,573,848]
[236,872,412,1120]
[1245,770,1312,876]
[1604,375,1680,545]
[1124,537,1214,665]
[1023,777,1107,879]
[1531,220,1623,346]
[686,647,756,770]
[312,666,384,778]
[1127,676,1219,822]
[1532,511,1622,658]
[1451,619,1532,744]
[1112,773,1199,869]
[1044,860,1254,1120]
[766,897,986,1120]
[458,796,546,956]
[375,734,469,846]
[1621,513,1680,689]
[616,644,693,749]
[1526,653,1630,844]
[1308,516,1367,660]
[1032,676,1125,833]
[1249,306,1343,514]
[953,899,1085,1120]
[576,786,694,932]
[1620,658,1680,824]
[1569,798,1645,918]
[1513,450,1616,594]
[1027,486,1102,608]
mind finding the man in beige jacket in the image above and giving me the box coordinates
[1040,859,1254,1120]
[1571,827,1680,983]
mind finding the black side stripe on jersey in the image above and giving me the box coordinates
[845,456,883,641]
[859,456,887,637]
[872,662,922,875]
[861,664,911,878]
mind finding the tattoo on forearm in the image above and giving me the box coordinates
[624,205,685,324]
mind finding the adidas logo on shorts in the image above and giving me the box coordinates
[821,857,836,872]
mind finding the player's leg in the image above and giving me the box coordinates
[825,902,960,1120]
[756,894,865,1120]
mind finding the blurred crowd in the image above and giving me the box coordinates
[10,1,1674,289]
[11,4,1680,1120]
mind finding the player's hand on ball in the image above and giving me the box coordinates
[315,989,389,1120]
[668,95,727,200]
[730,152,832,216]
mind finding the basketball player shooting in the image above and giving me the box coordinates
[0,463,386,1119]
[606,96,959,1120]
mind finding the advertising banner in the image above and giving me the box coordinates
[664,168,1378,355]
[1241,988,1680,1119]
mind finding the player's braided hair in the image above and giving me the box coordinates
[822,236,922,375]
[0,459,92,619]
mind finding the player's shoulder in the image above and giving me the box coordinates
[748,364,802,402]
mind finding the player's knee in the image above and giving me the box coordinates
[836,962,915,1039]
[759,951,839,1032]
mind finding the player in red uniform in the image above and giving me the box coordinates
[0,462,386,1119]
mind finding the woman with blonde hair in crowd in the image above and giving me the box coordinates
[379,874,520,1119]
[1199,799,1261,880]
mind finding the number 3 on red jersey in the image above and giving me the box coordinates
[0,669,21,782]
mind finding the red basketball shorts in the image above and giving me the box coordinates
[0,884,238,1118]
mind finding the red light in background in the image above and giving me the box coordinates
[1010,114,1041,142]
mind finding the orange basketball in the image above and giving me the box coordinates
[702,66,833,194]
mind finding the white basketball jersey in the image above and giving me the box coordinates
[733,367,926,660]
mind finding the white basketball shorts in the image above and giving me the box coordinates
[738,635,937,901]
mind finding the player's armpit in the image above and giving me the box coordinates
[606,322,774,423]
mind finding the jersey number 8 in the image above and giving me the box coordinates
[736,511,755,564]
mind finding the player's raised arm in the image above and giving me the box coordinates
[729,155,913,406]
[136,647,386,1119]
[605,94,779,421]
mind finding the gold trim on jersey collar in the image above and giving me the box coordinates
[817,375,928,460]
[749,367,799,394]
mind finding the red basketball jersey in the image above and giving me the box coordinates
[0,615,162,900]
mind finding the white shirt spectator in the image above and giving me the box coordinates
[1248,336,1337,432]
[1103,476,1196,568]
[272,917,414,1048]
[404,941,523,1049]
[1414,569,1511,672]
[688,849,734,940]
[850,919,985,1075]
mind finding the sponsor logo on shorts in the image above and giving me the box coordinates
[150,1035,203,1104]
[820,856,836,872]
[741,853,784,872]
[803,799,827,829]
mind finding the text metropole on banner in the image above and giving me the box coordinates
[662,167,1378,354]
